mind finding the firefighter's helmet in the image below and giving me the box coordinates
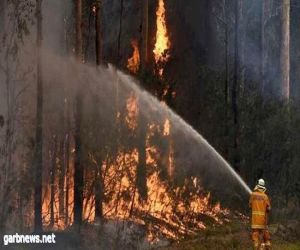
[258,179,265,188]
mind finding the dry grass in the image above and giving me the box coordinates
[159,220,300,250]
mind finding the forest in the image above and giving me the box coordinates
[1,0,300,249]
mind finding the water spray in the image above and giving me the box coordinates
[115,68,252,196]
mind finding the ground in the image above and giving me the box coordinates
[159,220,300,250]
[3,219,300,249]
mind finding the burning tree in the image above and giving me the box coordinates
[153,0,171,77]
[3,0,288,249]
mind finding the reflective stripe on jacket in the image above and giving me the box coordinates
[249,186,271,229]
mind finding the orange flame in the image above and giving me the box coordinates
[40,94,230,240]
[153,0,170,76]
[127,40,140,74]
[163,119,170,136]
[125,93,138,130]
[41,148,229,239]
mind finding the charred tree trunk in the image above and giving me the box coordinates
[280,0,290,101]
[129,185,137,217]
[95,0,102,65]
[232,0,243,173]
[93,105,104,221]
[260,0,267,95]
[94,164,103,220]
[50,137,57,227]
[61,0,71,226]
[64,111,71,226]
[34,0,43,232]
[75,0,83,61]
[221,0,229,160]
[204,0,214,67]
[232,0,239,172]
[136,103,148,201]
[93,0,104,221]
[74,95,83,227]
[141,0,149,69]
[117,0,124,63]
[58,137,65,220]
[58,0,67,221]
[74,0,84,227]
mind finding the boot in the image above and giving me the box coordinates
[253,241,260,250]
[265,241,271,250]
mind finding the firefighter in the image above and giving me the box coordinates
[249,179,271,250]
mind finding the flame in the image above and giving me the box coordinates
[153,0,170,76]
[41,148,229,240]
[163,119,170,136]
[163,119,174,177]
[125,93,138,130]
[40,94,230,241]
[127,40,140,74]
[42,154,75,229]
[168,137,174,178]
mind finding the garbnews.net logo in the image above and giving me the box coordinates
[3,233,56,246]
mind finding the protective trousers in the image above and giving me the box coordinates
[252,229,271,250]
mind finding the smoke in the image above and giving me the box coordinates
[41,49,250,203]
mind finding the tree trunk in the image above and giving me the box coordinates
[204,0,214,67]
[95,0,102,65]
[58,1,67,221]
[94,164,103,220]
[61,0,70,226]
[117,0,124,62]
[129,185,137,218]
[74,0,84,227]
[141,0,149,68]
[93,98,104,222]
[75,0,83,62]
[280,0,290,101]
[74,94,83,227]
[222,0,229,160]
[34,0,43,232]
[260,0,266,95]
[64,113,70,226]
[50,137,57,227]
[93,0,104,221]
[58,137,65,220]
[232,0,243,173]
[136,100,147,201]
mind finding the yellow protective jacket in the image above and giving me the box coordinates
[249,186,271,229]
